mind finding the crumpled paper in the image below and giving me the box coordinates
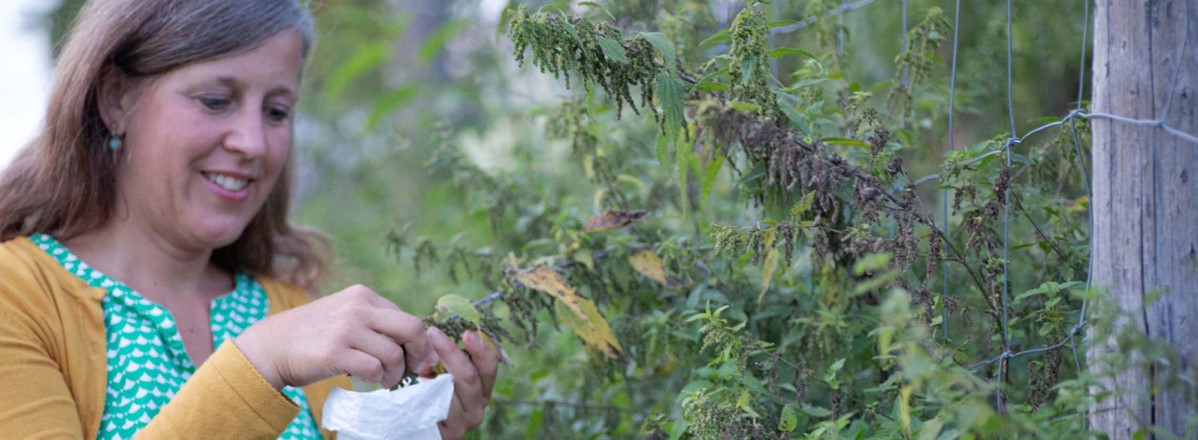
[322,374,455,440]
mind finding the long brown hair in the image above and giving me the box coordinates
[0,0,329,289]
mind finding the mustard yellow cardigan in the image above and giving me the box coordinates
[0,237,352,439]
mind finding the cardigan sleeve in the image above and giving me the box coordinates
[0,285,86,439]
[136,340,301,439]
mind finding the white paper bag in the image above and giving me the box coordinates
[321,374,455,440]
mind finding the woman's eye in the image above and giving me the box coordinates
[266,106,291,123]
[198,96,231,111]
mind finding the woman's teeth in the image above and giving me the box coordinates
[203,173,249,192]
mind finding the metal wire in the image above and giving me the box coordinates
[996,0,1017,413]
[726,0,1198,420]
[944,0,963,345]
[837,0,846,55]
[943,0,962,343]
[770,0,878,34]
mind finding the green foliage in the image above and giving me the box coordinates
[136,0,1187,438]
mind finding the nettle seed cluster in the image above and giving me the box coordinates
[508,6,661,119]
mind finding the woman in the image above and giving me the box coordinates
[0,0,497,439]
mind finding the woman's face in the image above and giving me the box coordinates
[114,30,303,252]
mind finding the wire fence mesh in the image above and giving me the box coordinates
[808,0,1196,417]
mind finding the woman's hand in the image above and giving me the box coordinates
[421,327,499,440]
[233,285,433,389]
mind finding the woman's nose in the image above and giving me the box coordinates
[223,108,268,158]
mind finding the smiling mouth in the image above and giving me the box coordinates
[201,172,251,192]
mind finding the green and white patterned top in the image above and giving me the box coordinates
[31,234,322,440]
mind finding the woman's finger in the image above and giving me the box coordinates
[462,331,499,401]
[438,391,470,439]
[336,349,386,385]
[428,327,488,426]
[367,308,431,371]
[348,330,407,387]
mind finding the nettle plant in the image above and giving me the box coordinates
[385,1,1116,438]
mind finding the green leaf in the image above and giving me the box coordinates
[435,294,480,327]
[640,32,677,71]
[740,56,757,86]
[823,137,871,149]
[767,47,817,60]
[696,81,728,92]
[853,253,892,275]
[365,84,421,130]
[791,191,817,217]
[789,78,829,91]
[561,20,582,45]
[698,29,730,47]
[578,1,616,21]
[656,131,670,165]
[537,1,571,13]
[778,403,799,432]
[419,20,467,63]
[768,20,800,28]
[802,404,833,418]
[596,37,629,64]
[325,43,387,99]
[701,151,725,209]
[677,129,691,213]
[728,101,761,113]
[918,417,945,440]
[657,72,687,136]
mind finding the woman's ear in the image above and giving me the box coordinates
[97,68,138,136]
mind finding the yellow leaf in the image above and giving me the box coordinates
[629,249,685,290]
[757,249,779,305]
[554,295,624,358]
[514,267,623,358]
[515,267,593,328]
[477,331,513,366]
[900,385,913,436]
[762,227,776,249]
[584,209,649,232]
[629,249,668,285]
[1067,195,1089,213]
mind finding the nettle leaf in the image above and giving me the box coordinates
[419,20,468,63]
[577,1,615,21]
[554,296,624,359]
[584,208,648,232]
[853,253,892,276]
[699,28,730,47]
[740,56,757,86]
[657,73,687,133]
[597,37,629,64]
[823,137,872,149]
[518,267,623,358]
[757,249,779,305]
[640,32,677,71]
[802,404,833,418]
[767,47,817,60]
[326,42,387,99]
[700,151,725,209]
[778,403,799,432]
[728,101,761,113]
[366,84,421,130]
[629,249,685,290]
[560,20,582,46]
[434,294,480,327]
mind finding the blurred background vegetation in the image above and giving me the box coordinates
[41,0,1088,314]
[40,1,1160,438]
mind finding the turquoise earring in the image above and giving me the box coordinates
[108,137,122,151]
